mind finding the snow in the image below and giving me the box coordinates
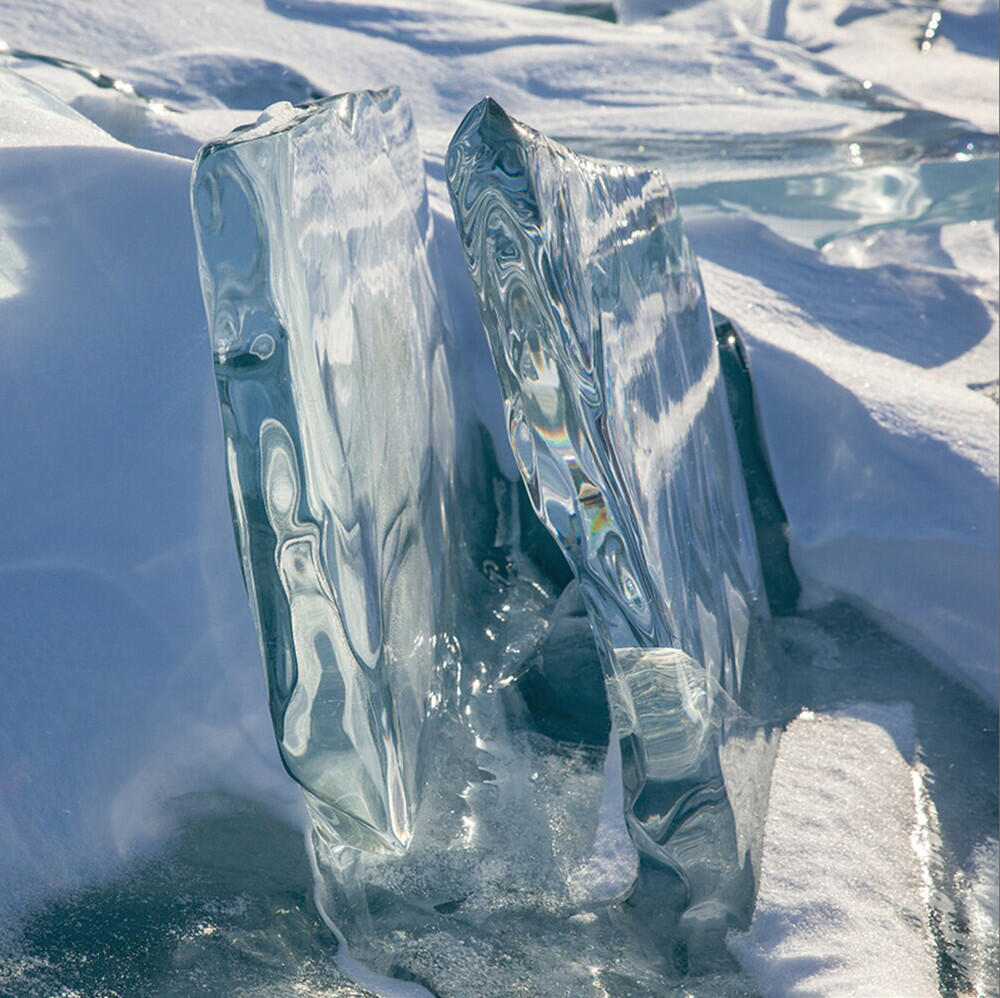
[695,231,998,701]
[0,0,995,993]
[728,705,940,997]
[618,0,998,134]
[0,70,303,920]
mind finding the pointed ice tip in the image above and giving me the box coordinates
[449,97,518,156]
[478,97,517,131]
[452,97,491,137]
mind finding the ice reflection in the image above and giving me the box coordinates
[675,156,999,250]
[558,104,998,186]
[0,40,174,113]
[609,648,719,782]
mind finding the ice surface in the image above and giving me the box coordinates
[192,88,681,992]
[447,98,782,956]
[192,88,452,855]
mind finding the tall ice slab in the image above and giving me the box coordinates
[191,90,454,856]
[446,98,781,953]
[192,87,782,990]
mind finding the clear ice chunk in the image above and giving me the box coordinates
[446,98,782,954]
[191,89,454,856]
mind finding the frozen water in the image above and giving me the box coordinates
[446,98,783,959]
[192,89,451,857]
[193,87,726,992]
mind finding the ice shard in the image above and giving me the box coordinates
[711,310,800,617]
[191,90,454,856]
[446,98,782,954]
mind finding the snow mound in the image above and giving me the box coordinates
[729,704,938,997]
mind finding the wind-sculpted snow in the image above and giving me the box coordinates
[447,98,782,953]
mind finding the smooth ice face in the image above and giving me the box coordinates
[192,89,453,855]
[446,99,780,947]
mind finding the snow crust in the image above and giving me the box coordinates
[695,237,998,702]
[728,705,939,997]
[0,0,996,993]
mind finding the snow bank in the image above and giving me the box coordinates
[695,227,998,702]
[616,0,998,135]
[729,705,939,997]
[0,70,300,921]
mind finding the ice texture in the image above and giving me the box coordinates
[446,99,781,952]
[191,89,651,991]
[192,89,453,855]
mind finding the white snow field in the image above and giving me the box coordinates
[0,0,996,995]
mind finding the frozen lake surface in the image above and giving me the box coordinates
[1,603,995,997]
[0,0,996,994]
